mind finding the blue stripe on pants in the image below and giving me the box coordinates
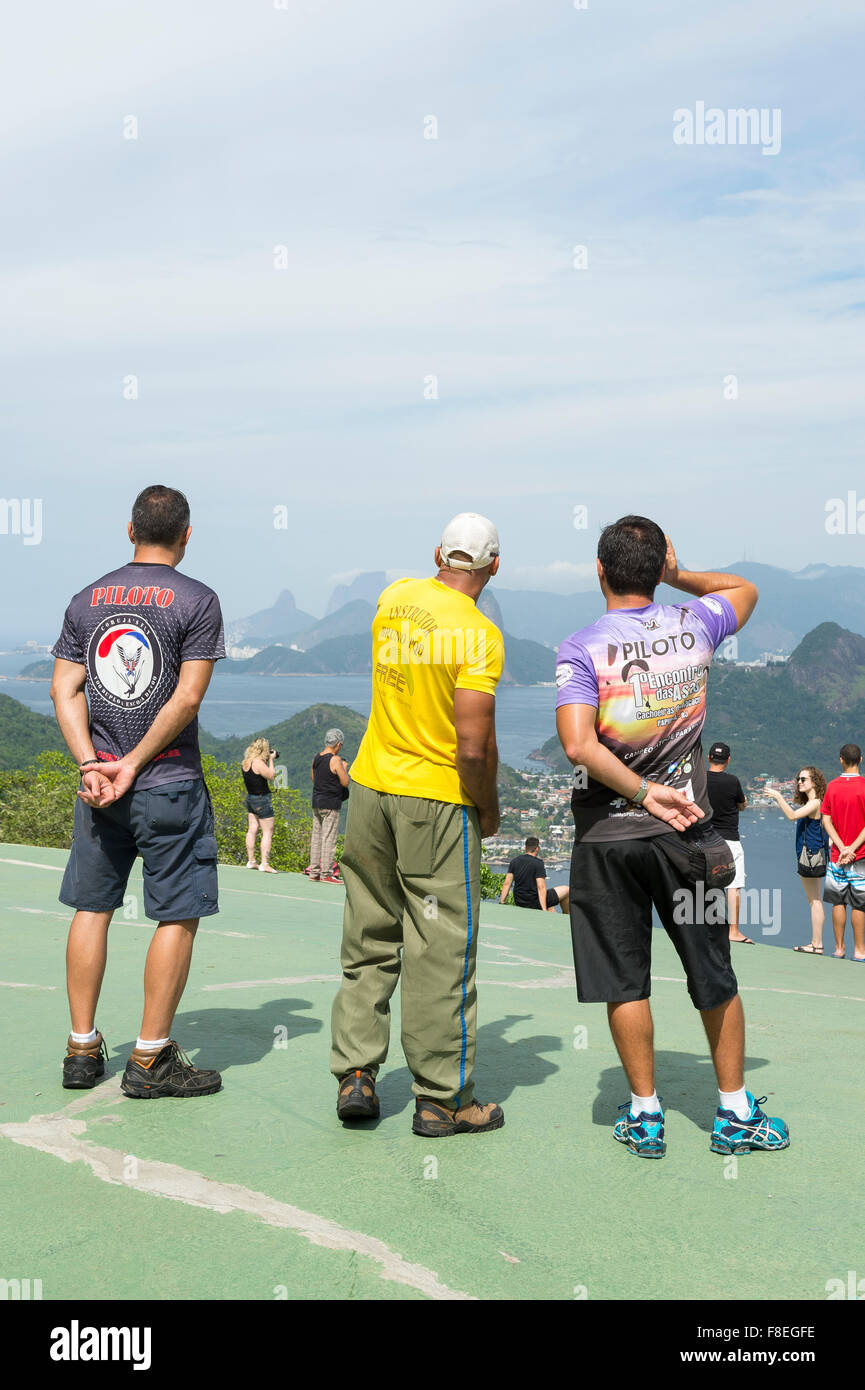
[458,806,473,1095]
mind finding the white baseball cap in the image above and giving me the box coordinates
[439,513,500,571]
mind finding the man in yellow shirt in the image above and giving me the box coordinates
[330,514,505,1137]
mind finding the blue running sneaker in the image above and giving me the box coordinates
[613,1100,666,1158]
[710,1093,789,1154]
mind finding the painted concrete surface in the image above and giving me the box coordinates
[1,845,863,1301]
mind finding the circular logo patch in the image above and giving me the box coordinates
[87,616,163,709]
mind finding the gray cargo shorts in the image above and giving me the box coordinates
[59,777,218,922]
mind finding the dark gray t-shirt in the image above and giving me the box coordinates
[52,562,225,791]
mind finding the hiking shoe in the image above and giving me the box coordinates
[120,1040,222,1099]
[337,1069,379,1120]
[613,1100,666,1158]
[62,1030,108,1089]
[412,1098,504,1138]
[710,1093,789,1154]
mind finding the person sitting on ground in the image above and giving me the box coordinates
[499,836,570,913]
[241,737,278,872]
[766,767,829,954]
[310,729,349,883]
[820,744,865,961]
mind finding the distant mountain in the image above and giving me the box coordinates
[498,634,555,686]
[223,562,865,667]
[218,633,370,676]
[296,600,375,649]
[225,590,316,652]
[199,703,369,799]
[0,693,66,768]
[478,564,865,662]
[786,622,865,709]
[18,659,52,679]
[492,588,601,650]
[325,572,387,615]
[530,621,865,785]
[657,562,865,661]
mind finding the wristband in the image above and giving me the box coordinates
[631,777,650,805]
[79,759,100,769]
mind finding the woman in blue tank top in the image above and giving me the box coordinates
[766,766,829,953]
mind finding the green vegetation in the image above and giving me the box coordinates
[0,751,82,848]
[201,755,315,871]
[480,848,508,903]
[0,749,318,872]
[0,692,66,770]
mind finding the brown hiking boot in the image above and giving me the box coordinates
[62,1030,108,1089]
[336,1069,380,1121]
[412,1097,504,1137]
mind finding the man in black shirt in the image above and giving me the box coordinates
[499,837,570,912]
[706,741,750,944]
[50,486,225,1098]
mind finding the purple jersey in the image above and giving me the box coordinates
[555,595,737,842]
[52,562,225,791]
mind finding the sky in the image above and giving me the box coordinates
[1,0,864,643]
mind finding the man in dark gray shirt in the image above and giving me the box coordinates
[50,485,226,1099]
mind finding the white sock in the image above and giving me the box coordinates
[135,1036,169,1051]
[71,1028,97,1044]
[719,1087,751,1119]
[631,1091,660,1116]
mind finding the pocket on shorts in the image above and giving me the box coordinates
[192,834,218,909]
[145,785,191,832]
[395,799,437,876]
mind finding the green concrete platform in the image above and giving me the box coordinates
[1,842,863,1302]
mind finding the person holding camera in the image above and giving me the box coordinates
[765,766,829,953]
[242,737,278,872]
[310,728,349,882]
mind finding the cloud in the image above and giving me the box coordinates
[504,562,598,594]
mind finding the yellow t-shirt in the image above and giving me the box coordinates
[350,576,504,805]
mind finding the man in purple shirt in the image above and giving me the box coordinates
[555,516,788,1159]
[50,486,226,1099]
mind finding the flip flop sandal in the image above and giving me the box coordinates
[794,944,823,953]
[732,937,756,944]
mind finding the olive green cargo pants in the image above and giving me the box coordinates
[330,781,481,1107]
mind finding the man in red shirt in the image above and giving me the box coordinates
[821,743,865,960]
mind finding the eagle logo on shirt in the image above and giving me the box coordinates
[86,616,163,710]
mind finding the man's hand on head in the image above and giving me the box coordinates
[661,535,679,588]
